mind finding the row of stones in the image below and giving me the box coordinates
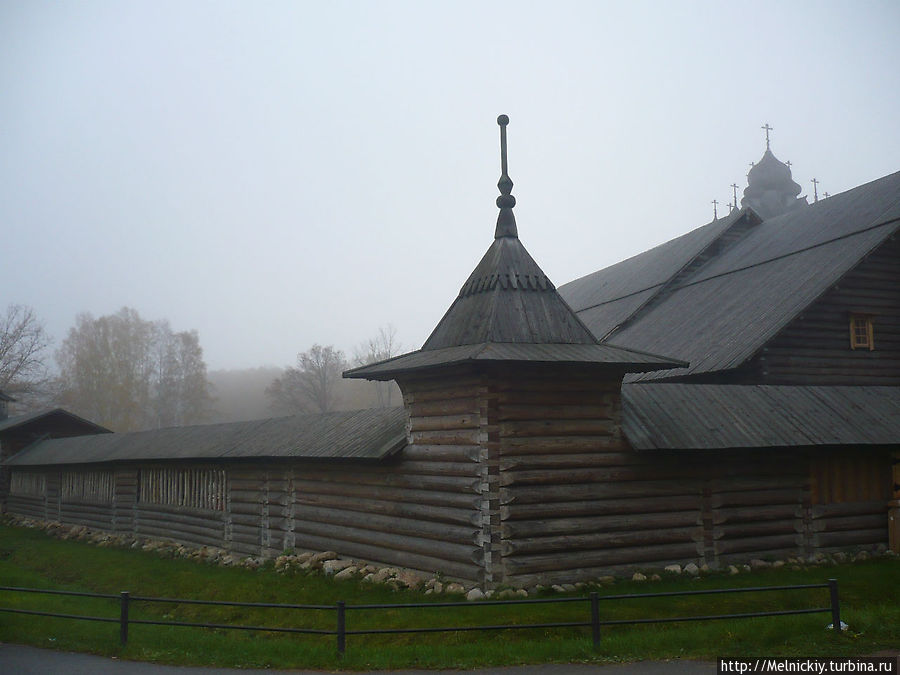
[5,515,893,600]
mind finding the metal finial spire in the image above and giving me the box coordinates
[712,199,719,220]
[761,123,773,150]
[731,183,739,209]
[811,177,820,203]
[495,114,518,238]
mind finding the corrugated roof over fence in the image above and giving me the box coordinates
[6,407,407,467]
[624,383,900,450]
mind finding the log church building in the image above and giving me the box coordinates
[3,117,899,588]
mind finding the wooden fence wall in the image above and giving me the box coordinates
[5,442,890,587]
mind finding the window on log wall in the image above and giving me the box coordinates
[10,471,46,497]
[138,467,226,511]
[61,470,114,503]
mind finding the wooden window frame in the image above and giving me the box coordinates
[849,313,875,351]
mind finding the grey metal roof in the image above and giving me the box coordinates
[345,341,686,381]
[558,209,745,336]
[560,170,900,381]
[5,407,407,467]
[0,408,111,435]
[623,383,900,450]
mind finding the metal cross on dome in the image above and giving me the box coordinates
[761,123,773,149]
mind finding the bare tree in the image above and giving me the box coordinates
[56,307,212,431]
[0,304,53,409]
[353,325,401,408]
[267,344,346,414]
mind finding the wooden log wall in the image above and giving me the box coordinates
[288,371,486,582]
[741,234,900,385]
[493,365,704,587]
[3,434,890,587]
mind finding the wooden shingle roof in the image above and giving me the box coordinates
[5,407,407,467]
[559,169,900,381]
[348,116,685,381]
[624,383,900,449]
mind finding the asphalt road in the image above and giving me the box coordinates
[0,643,716,674]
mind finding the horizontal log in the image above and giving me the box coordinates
[500,419,615,438]
[503,525,700,556]
[408,398,478,417]
[500,465,707,487]
[409,414,479,433]
[295,492,479,526]
[291,480,480,509]
[498,391,615,407]
[230,516,264,530]
[501,510,700,539]
[291,504,478,545]
[714,533,803,555]
[409,429,481,446]
[135,527,225,549]
[711,489,803,509]
[136,502,225,521]
[499,452,640,471]
[713,520,800,539]
[6,504,46,519]
[291,532,480,582]
[500,436,625,455]
[502,495,700,521]
[503,480,701,505]
[403,385,483,403]
[401,444,480,462]
[712,504,802,525]
[810,501,887,519]
[228,501,261,516]
[503,542,701,575]
[229,489,264,503]
[812,529,886,549]
[710,476,805,492]
[292,519,480,566]
[136,519,225,541]
[293,473,481,495]
[810,513,886,533]
[497,404,613,422]
[135,512,225,530]
[389,460,479,478]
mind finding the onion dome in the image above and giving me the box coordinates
[741,145,808,219]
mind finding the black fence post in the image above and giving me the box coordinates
[590,592,600,648]
[828,579,841,633]
[336,600,346,656]
[119,591,130,646]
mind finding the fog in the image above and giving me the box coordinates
[4,1,899,370]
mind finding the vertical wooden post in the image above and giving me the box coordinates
[590,592,600,648]
[828,579,841,633]
[336,600,346,655]
[119,591,130,646]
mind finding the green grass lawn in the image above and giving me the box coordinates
[0,523,897,669]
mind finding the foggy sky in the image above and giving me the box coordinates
[4,1,899,370]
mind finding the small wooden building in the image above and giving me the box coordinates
[4,121,899,587]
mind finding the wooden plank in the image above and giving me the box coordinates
[295,492,479,526]
[502,495,700,520]
[503,526,700,556]
[292,519,481,565]
[290,504,478,545]
[501,510,700,538]
[503,480,701,505]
